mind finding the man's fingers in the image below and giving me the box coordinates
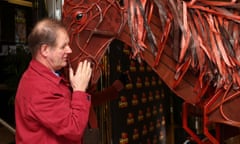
[75,59,92,78]
[82,60,88,72]
[76,61,83,74]
[81,60,91,73]
[86,61,91,72]
[87,64,92,79]
[86,61,92,76]
[69,59,93,91]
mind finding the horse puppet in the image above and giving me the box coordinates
[62,0,240,143]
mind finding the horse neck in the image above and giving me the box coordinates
[116,24,132,47]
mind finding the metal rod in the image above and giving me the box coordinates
[0,118,15,135]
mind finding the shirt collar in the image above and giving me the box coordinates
[29,59,66,85]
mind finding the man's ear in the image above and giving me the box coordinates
[40,44,49,57]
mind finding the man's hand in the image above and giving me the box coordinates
[69,60,92,91]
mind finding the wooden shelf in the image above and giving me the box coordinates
[3,0,32,7]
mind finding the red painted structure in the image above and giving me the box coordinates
[62,0,240,143]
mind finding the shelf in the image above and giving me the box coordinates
[3,0,32,7]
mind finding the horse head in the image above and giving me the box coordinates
[62,0,127,83]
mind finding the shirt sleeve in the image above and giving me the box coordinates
[28,89,91,142]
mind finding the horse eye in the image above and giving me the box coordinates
[72,11,87,23]
[76,13,83,20]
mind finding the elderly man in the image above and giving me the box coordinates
[15,18,92,144]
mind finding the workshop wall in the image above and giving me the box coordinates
[109,40,168,144]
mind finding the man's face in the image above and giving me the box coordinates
[47,29,72,71]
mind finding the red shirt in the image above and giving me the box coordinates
[15,60,91,144]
